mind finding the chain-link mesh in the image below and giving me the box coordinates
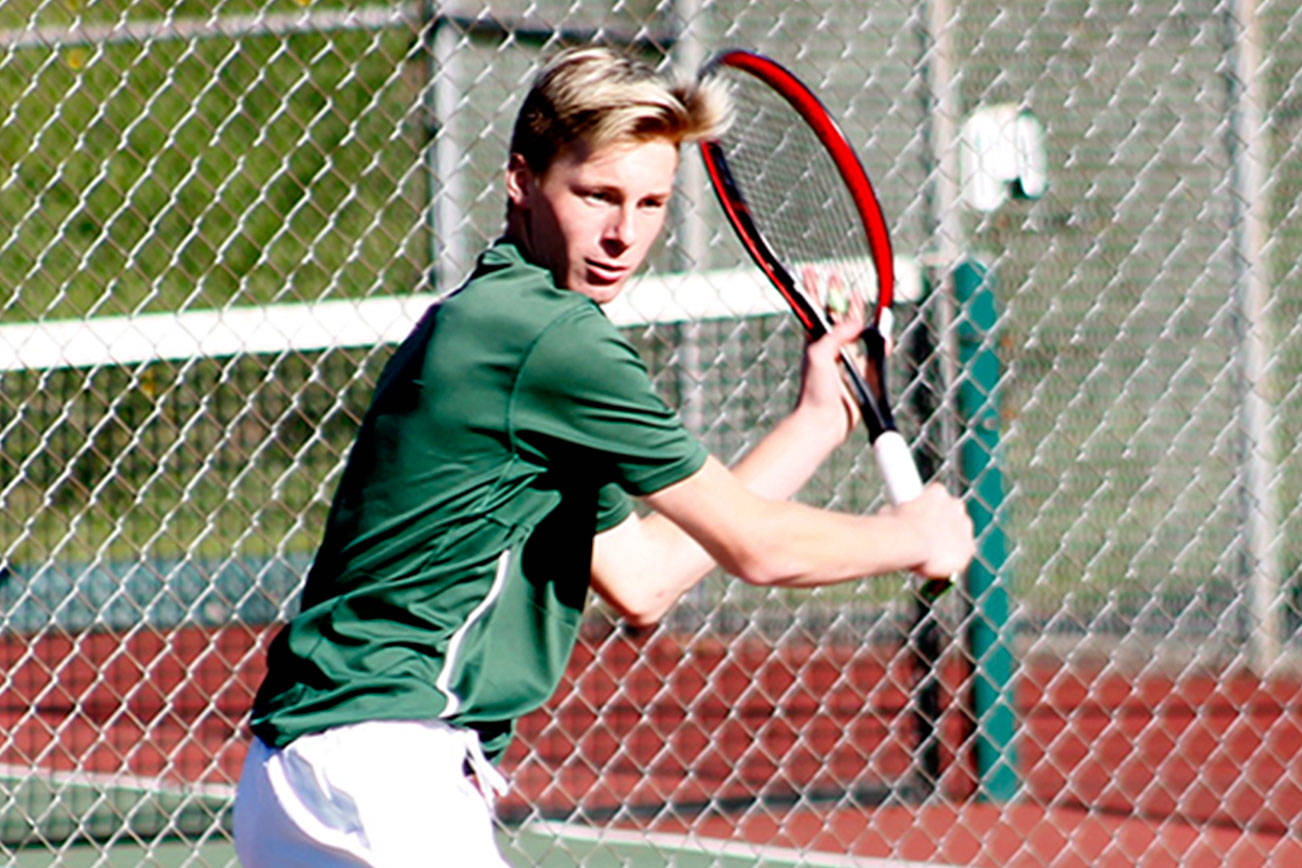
[1,0,1300,864]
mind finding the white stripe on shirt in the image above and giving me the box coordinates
[434,549,512,717]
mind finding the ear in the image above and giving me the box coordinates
[505,153,535,210]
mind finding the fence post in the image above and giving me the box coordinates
[1228,0,1281,673]
[955,259,1019,802]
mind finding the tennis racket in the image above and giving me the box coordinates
[697,49,949,599]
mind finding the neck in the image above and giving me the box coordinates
[502,208,532,259]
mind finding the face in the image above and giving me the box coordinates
[507,137,678,304]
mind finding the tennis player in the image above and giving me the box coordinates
[233,46,974,867]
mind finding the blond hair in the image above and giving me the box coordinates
[509,46,731,173]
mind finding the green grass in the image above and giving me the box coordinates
[9,838,237,867]
[2,348,383,569]
[5,824,850,868]
[0,22,427,323]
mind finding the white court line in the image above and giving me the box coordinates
[525,820,958,868]
[0,762,235,800]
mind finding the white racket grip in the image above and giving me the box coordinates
[874,430,924,505]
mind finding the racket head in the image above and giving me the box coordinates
[698,50,895,340]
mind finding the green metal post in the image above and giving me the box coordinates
[954,260,1019,802]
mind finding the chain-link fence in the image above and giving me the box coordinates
[1,0,1300,864]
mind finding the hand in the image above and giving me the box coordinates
[889,483,976,578]
[801,265,895,355]
[795,313,866,442]
[795,269,868,441]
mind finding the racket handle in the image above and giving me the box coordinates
[874,430,954,601]
[873,430,924,505]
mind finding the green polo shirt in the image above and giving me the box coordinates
[250,241,707,757]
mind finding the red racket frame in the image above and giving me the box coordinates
[698,49,895,332]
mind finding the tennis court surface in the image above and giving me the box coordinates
[4,622,1298,864]
[510,802,1301,867]
[8,787,1294,867]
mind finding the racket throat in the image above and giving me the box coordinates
[843,324,897,440]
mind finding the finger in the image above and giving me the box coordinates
[807,314,857,358]
[830,313,865,345]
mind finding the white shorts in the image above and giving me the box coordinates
[233,719,510,867]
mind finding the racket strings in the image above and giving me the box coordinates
[714,71,879,314]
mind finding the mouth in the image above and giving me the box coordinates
[584,259,629,284]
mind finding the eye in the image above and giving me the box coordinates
[582,188,618,205]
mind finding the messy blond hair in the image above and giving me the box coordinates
[509,46,731,174]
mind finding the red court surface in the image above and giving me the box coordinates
[631,800,1302,867]
[2,623,1299,864]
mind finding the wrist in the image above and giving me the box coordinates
[867,508,927,574]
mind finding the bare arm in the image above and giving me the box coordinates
[592,456,973,626]
[590,317,974,626]
[647,459,972,585]
[589,410,843,626]
[589,317,857,625]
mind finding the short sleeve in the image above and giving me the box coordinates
[512,305,707,496]
[595,482,633,532]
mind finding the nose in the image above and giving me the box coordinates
[602,204,636,252]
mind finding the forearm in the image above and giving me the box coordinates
[720,497,926,587]
[728,404,846,498]
[645,459,972,591]
[590,319,964,624]
[595,502,910,628]
[632,405,845,584]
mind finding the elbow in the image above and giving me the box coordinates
[597,583,676,630]
[622,606,666,631]
[613,596,674,631]
[732,563,791,588]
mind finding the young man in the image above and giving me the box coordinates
[233,47,974,867]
